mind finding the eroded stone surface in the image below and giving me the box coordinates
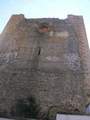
[0,14,89,115]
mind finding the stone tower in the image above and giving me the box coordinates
[0,14,90,115]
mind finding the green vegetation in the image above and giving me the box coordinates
[10,96,40,119]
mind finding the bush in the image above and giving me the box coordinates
[15,99,27,117]
[25,96,40,118]
[13,96,40,119]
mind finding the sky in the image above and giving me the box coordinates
[0,0,90,47]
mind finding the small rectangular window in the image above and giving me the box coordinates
[38,47,41,56]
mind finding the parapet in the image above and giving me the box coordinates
[68,14,84,22]
[10,14,25,21]
[2,14,25,33]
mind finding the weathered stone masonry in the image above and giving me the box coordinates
[0,14,90,114]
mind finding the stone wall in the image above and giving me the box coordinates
[68,15,90,106]
[0,14,89,114]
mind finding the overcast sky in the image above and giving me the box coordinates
[0,0,90,47]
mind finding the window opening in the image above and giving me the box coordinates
[38,47,41,56]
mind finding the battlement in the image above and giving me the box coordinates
[2,14,24,34]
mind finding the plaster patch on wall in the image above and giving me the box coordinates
[55,31,69,38]
[46,56,59,62]
[49,31,54,36]
[49,31,69,38]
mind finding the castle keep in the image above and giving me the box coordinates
[0,14,90,114]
